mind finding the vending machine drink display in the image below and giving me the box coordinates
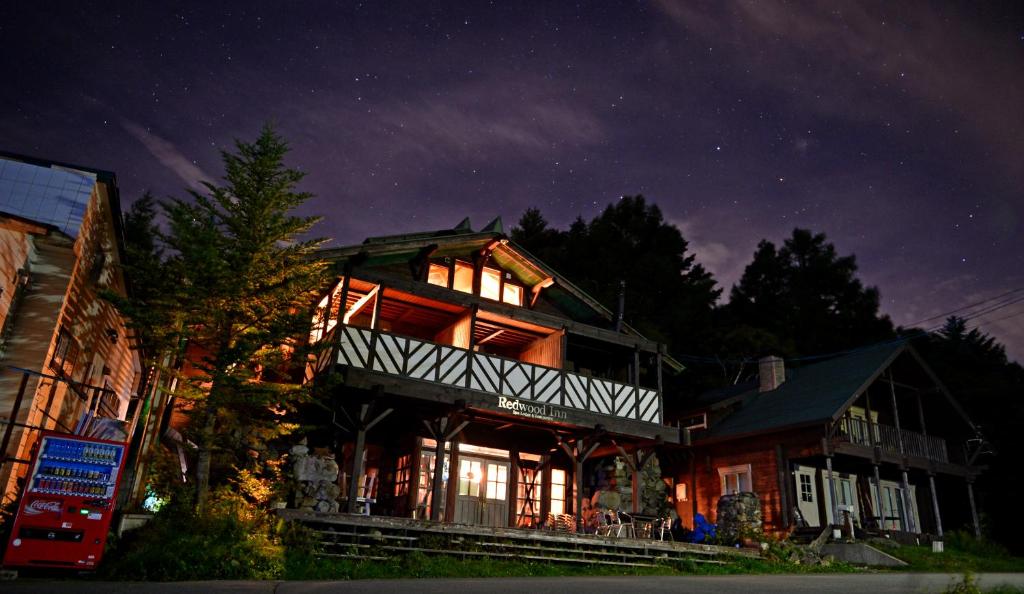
[3,431,127,569]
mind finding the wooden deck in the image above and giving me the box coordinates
[278,509,760,568]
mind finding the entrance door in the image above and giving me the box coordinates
[453,456,510,527]
[794,467,820,527]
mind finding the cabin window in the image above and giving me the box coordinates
[675,482,688,502]
[480,266,502,301]
[550,469,567,515]
[718,464,752,495]
[485,462,508,500]
[838,478,854,506]
[502,282,523,306]
[800,474,813,502]
[458,459,483,497]
[427,263,449,288]
[453,261,474,294]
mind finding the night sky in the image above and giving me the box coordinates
[3,2,1022,362]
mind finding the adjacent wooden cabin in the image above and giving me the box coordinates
[0,153,142,503]
[303,218,682,529]
[668,342,986,541]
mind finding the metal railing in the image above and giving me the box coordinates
[323,325,662,425]
[836,417,949,463]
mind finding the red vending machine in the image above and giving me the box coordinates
[3,431,127,569]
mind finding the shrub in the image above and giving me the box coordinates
[101,488,284,580]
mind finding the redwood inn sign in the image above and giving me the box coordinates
[497,396,569,422]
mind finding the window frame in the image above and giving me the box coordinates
[424,259,525,306]
[718,463,753,495]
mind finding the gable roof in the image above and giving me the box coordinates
[318,217,683,371]
[701,341,908,440]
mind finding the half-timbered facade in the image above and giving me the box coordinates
[304,218,681,529]
[669,342,986,542]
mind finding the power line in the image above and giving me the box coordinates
[903,287,1024,328]
[926,294,1024,333]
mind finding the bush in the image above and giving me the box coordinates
[101,488,284,580]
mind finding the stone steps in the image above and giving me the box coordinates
[281,509,758,569]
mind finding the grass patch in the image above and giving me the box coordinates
[281,549,859,580]
[875,532,1024,573]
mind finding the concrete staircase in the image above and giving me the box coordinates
[278,510,760,569]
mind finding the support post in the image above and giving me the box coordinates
[826,455,840,527]
[444,433,461,523]
[901,470,917,533]
[508,450,520,528]
[775,444,790,529]
[967,480,981,539]
[928,473,943,539]
[346,425,367,514]
[429,428,447,522]
[873,464,885,530]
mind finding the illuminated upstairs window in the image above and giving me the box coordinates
[427,263,448,288]
[426,259,526,306]
[453,261,474,294]
[502,283,523,306]
[480,267,501,301]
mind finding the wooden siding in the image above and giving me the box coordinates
[675,428,823,537]
[0,182,140,502]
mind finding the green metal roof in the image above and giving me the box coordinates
[703,341,908,440]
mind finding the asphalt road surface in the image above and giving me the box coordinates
[4,574,1024,593]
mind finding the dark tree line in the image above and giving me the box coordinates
[513,198,1023,549]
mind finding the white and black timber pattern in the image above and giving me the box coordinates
[337,325,662,425]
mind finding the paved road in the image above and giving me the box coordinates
[4,574,1024,593]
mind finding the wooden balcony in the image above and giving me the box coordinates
[835,417,949,464]
[324,325,663,428]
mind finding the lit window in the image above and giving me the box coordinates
[427,263,449,288]
[718,464,753,495]
[480,266,501,301]
[550,469,567,515]
[459,459,482,497]
[675,482,688,502]
[485,463,508,500]
[502,283,523,306]
[453,261,474,294]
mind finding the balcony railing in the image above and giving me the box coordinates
[836,417,949,463]
[327,325,662,425]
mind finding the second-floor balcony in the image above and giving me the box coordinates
[834,416,950,464]
[328,324,663,427]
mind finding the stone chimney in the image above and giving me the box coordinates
[758,355,785,392]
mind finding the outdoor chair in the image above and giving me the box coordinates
[606,509,635,538]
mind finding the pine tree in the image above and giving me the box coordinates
[156,125,330,512]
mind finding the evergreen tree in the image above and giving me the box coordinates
[512,197,720,351]
[726,228,894,356]
[114,126,331,512]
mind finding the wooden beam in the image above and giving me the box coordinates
[343,284,380,325]
[476,329,505,345]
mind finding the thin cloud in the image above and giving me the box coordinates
[120,120,213,191]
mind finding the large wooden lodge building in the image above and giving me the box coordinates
[302,218,678,528]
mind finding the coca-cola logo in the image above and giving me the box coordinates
[24,499,63,515]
